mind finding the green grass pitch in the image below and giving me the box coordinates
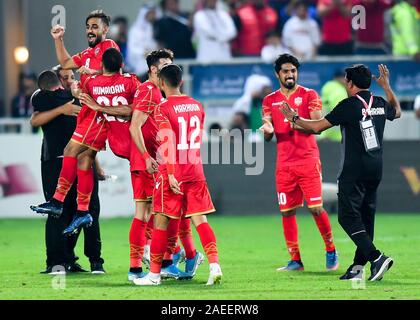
[0,214,419,300]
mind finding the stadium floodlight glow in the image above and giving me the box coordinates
[14,46,29,65]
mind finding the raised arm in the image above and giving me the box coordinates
[51,25,78,70]
[373,64,401,119]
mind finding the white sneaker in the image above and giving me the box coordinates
[206,263,222,285]
[133,273,161,286]
[142,244,151,269]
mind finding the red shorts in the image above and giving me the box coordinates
[276,160,323,212]
[131,170,154,202]
[71,107,107,151]
[153,173,215,219]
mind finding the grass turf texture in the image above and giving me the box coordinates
[0,214,419,300]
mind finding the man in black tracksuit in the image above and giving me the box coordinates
[30,70,104,274]
[278,64,401,281]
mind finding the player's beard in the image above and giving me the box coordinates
[87,33,102,48]
[281,78,296,90]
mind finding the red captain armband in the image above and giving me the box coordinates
[142,151,151,160]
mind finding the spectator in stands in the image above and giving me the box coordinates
[319,69,347,141]
[414,94,420,119]
[232,0,278,56]
[127,3,161,78]
[261,31,290,63]
[11,72,37,118]
[282,0,321,60]
[389,0,420,58]
[353,0,393,55]
[317,0,353,55]
[154,0,195,59]
[271,0,319,29]
[193,0,237,63]
[109,16,129,61]
[231,74,272,140]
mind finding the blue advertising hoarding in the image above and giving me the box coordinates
[191,59,420,101]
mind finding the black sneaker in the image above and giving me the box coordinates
[40,265,66,275]
[30,199,63,218]
[66,262,88,273]
[339,264,364,280]
[91,262,106,274]
[368,254,393,281]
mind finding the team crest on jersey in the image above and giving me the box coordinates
[294,97,302,106]
[95,47,100,56]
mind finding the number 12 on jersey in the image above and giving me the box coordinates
[177,115,201,150]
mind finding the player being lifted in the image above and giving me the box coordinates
[134,64,222,286]
[30,10,121,227]
[260,54,339,271]
[31,48,138,235]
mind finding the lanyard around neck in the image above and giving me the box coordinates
[356,94,373,120]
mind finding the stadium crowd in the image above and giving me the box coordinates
[1,0,419,120]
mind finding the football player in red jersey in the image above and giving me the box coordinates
[128,51,203,282]
[260,54,339,271]
[50,10,119,84]
[134,64,222,286]
[31,48,137,236]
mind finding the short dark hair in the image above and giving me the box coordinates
[86,10,111,26]
[274,54,300,73]
[113,16,128,25]
[295,0,308,8]
[160,0,179,9]
[158,63,183,88]
[146,49,174,73]
[37,70,61,90]
[102,48,123,73]
[52,65,62,78]
[345,64,372,89]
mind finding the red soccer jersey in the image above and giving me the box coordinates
[262,85,322,167]
[133,81,161,157]
[318,0,352,44]
[155,95,206,182]
[84,73,140,159]
[72,39,120,85]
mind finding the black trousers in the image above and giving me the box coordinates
[337,179,381,265]
[41,158,103,267]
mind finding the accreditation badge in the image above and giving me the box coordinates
[359,118,380,152]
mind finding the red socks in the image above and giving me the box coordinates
[53,156,77,202]
[150,229,167,274]
[145,215,154,243]
[282,215,301,261]
[179,218,196,259]
[129,218,147,268]
[312,210,336,252]
[164,218,180,259]
[76,168,94,211]
[196,222,218,264]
